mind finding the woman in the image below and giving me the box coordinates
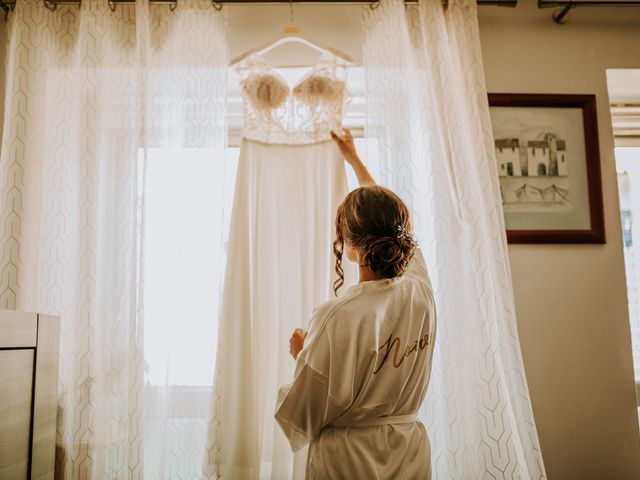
[275,129,437,479]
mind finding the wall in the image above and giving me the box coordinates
[478,3,640,479]
[228,5,363,65]
[228,3,640,479]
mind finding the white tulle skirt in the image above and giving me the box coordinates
[210,138,355,479]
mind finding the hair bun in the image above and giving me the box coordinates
[364,235,415,279]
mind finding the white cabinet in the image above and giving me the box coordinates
[0,311,60,480]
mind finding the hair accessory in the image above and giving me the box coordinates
[395,224,413,242]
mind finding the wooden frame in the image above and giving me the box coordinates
[488,93,605,244]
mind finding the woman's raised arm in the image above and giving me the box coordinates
[331,129,376,187]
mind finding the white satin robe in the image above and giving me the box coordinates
[275,249,436,479]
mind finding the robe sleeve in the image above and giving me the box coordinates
[274,363,347,451]
[406,247,429,283]
[274,302,351,452]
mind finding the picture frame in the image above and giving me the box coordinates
[488,93,605,244]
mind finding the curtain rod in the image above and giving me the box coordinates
[0,0,517,16]
[2,0,640,21]
[538,0,640,23]
[5,0,640,6]
[0,0,517,5]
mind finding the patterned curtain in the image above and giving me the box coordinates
[0,0,228,478]
[362,0,546,478]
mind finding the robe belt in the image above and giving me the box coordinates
[329,413,419,428]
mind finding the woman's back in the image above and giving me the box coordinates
[276,249,436,479]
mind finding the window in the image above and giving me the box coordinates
[142,147,238,387]
[141,66,377,389]
[615,147,640,403]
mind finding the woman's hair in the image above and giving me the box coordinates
[333,185,417,295]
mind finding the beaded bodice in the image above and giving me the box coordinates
[235,52,349,145]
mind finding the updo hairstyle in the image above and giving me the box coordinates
[333,185,417,295]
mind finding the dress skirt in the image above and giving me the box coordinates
[210,138,354,479]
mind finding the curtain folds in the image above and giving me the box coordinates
[0,0,228,478]
[362,0,547,478]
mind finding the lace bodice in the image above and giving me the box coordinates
[235,52,349,145]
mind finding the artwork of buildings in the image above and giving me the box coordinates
[495,138,522,177]
[495,133,570,208]
[528,140,549,176]
[494,134,568,178]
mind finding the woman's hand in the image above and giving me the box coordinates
[331,128,376,187]
[331,128,359,165]
[289,328,308,360]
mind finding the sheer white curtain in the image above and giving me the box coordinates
[0,0,228,478]
[363,0,546,478]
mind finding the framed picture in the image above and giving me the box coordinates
[488,93,605,244]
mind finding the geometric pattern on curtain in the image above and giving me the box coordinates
[363,1,546,478]
[0,0,227,478]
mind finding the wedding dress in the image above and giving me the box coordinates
[211,52,355,480]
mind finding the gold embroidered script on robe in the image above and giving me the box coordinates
[373,332,430,374]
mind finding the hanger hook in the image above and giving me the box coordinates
[369,2,379,10]
[211,0,222,11]
[169,0,177,11]
[289,0,294,23]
